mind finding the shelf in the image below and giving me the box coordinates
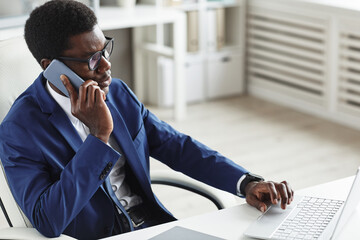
[98,5,184,30]
[206,45,242,55]
[206,1,240,9]
[171,4,200,11]
[167,1,239,11]
[143,43,174,57]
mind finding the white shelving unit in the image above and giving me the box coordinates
[0,4,187,120]
[246,0,360,130]
[141,0,246,107]
[97,6,186,119]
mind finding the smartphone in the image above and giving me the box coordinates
[43,59,84,97]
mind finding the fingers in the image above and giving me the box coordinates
[276,182,289,210]
[253,182,278,205]
[66,79,107,120]
[246,180,294,212]
[86,85,101,105]
[247,194,268,213]
[60,75,77,105]
[77,80,105,104]
[271,181,295,209]
[246,182,272,213]
[266,182,279,205]
[60,77,105,104]
[78,80,97,103]
[95,87,106,103]
[282,180,294,203]
[101,89,106,101]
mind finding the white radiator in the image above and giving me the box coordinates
[247,6,328,107]
[338,27,360,117]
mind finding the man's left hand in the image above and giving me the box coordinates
[245,181,294,212]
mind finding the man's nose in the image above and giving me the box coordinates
[97,56,111,73]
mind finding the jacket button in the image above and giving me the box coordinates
[105,162,113,171]
[99,173,106,180]
[99,162,113,180]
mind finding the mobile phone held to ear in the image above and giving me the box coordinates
[43,59,84,97]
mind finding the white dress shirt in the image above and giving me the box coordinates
[46,81,142,210]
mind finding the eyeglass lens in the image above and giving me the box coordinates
[89,39,113,70]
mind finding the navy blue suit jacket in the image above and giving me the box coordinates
[0,74,247,239]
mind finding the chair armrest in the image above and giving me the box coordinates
[0,227,75,240]
[150,170,237,209]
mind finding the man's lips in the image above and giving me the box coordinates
[98,75,111,89]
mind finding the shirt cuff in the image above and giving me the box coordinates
[236,174,247,197]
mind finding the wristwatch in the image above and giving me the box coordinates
[240,173,264,196]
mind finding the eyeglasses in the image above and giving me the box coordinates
[58,36,114,71]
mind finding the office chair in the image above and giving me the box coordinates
[0,160,31,229]
[0,36,236,239]
[0,35,75,239]
[0,36,40,229]
[151,170,237,211]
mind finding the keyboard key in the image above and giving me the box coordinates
[288,232,298,238]
[272,197,344,240]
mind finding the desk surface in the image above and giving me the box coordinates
[103,176,360,240]
[0,177,357,239]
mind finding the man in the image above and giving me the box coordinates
[0,0,293,239]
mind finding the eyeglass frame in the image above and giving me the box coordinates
[57,36,114,71]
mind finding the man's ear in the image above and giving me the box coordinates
[40,58,52,70]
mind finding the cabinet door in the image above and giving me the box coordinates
[148,56,204,107]
[206,53,243,99]
[185,59,205,103]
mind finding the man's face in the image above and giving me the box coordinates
[60,25,112,95]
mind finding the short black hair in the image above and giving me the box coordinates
[24,0,98,63]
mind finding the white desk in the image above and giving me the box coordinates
[0,177,357,239]
[103,176,360,240]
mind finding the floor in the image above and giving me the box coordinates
[146,95,360,219]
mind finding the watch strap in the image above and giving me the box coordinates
[240,173,264,196]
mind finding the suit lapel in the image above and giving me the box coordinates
[35,74,83,153]
[106,101,153,198]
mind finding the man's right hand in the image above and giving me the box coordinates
[60,74,113,143]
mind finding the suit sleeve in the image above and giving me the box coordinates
[143,110,248,194]
[118,82,249,195]
[0,121,120,237]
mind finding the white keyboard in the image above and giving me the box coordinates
[272,196,344,240]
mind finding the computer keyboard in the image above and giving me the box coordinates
[272,196,344,240]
